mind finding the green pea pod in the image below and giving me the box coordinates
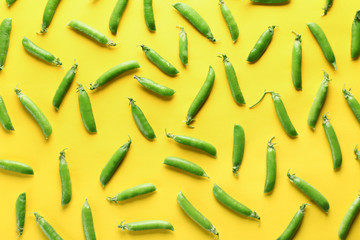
[0,18,11,70]
[232,124,245,175]
[59,149,71,206]
[177,26,188,65]
[173,2,216,42]
[322,0,333,16]
[6,0,16,7]
[0,160,33,175]
[144,0,156,32]
[322,113,342,170]
[128,98,156,140]
[40,0,61,33]
[264,137,276,193]
[109,0,129,35]
[291,32,302,90]
[250,0,289,3]
[351,11,360,59]
[107,183,156,202]
[163,157,209,178]
[118,220,174,231]
[343,86,360,123]
[22,37,62,66]
[219,0,239,43]
[338,195,360,240]
[77,83,97,133]
[134,75,175,97]
[0,96,14,131]
[82,199,96,240]
[247,26,275,62]
[33,212,63,240]
[16,192,26,237]
[277,204,308,240]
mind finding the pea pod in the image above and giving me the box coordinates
[77,83,97,133]
[22,37,62,66]
[0,160,33,175]
[291,32,302,90]
[0,18,11,70]
[16,192,26,236]
[109,0,128,35]
[163,156,209,178]
[6,0,16,7]
[351,11,360,59]
[264,137,276,193]
[322,0,333,16]
[232,124,245,175]
[247,26,275,62]
[144,0,156,32]
[339,194,360,240]
[177,26,188,65]
[40,0,61,33]
[277,204,308,240]
[0,96,14,131]
[33,212,63,240]
[343,86,360,123]
[322,113,342,170]
[107,183,156,203]
[59,149,71,206]
[118,220,174,231]
[128,98,156,140]
[82,199,96,240]
[219,0,239,43]
[250,0,289,3]
[134,75,175,97]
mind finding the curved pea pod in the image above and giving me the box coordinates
[322,0,333,16]
[0,160,33,175]
[128,98,156,140]
[172,2,216,42]
[144,0,156,32]
[247,26,276,62]
[118,220,174,231]
[219,0,239,43]
[109,0,129,35]
[139,45,178,76]
[33,212,63,240]
[15,87,52,139]
[307,71,330,130]
[287,170,329,213]
[264,137,276,193]
[291,32,302,90]
[77,83,97,133]
[0,18,12,71]
[177,26,188,65]
[277,204,309,240]
[338,195,360,240]
[22,37,62,66]
[40,0,61,33]
[107,183,156,203]
[59,149,71,206]
[134,75,175,97]
[343,86,360,123]
[351,11,360,59]
[251,0,289,3]
[100,137,131,187]
[213,184,260,221]
[322,113,342,170]
[232,124,245,175]
[6,0,17,7]
[0,96,14,131]
[82,199,96,240]
[307,22,336,70]
[16,192,26,237]
[163,156,209,178]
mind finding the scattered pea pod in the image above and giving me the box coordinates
[144,0,156,32]
[107,183,156,203]
[22,37,62,66]
[128,98,156,140]
[354,145,360,161]
[16,192,26,237]
[40,0,60,33]
[322,0,333,16]
[351,10,360,59]
[134,75,175,97]
[109,0,128,35]
[250,0,289,3]
[291,32,302,90]
[0,18,11,70]
[59,149,71,206]
[172,2,216,42]
[15,87,52,139]
[338,194,360,240]
[219,0,239,43]
[322,113,342,170]
[247,26,276,62]
[177,26,188,65]
[0,160,33,175]
[33,212,63,240]
[232,124,245,175]
[163,156,209,178]
[82,199,96,240]
[213,184,260,221]
[77,83,97,133]
[6,0,16,7]
[277,203,309,240]
[343,86,360,123]
[264,136,276,193]
[0,96,14,131]
[118,220,174,231]
[177,191,219,238]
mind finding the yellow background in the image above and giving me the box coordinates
[1,0,360,239]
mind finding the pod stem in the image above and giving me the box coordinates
[117,221,126,230]
[165,129,174,138]
[107,40,117,46]
[14,87,22,96]
[138,44,148,51]
[292,31,301,41]
[251,211,261,221]
[268,136,276,148]
[184,118,195,128]
[217,53,228,62]
[342,84,352,98]
[322,112,330,124]
[106,197,117,203]
[249,91,272,109]
[287,169,295,181]
[300,203,310,211]
[59,148,68,159]
[176,25,184,32]
[76,82,84,92]
[128,97,135,106]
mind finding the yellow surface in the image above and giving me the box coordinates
[1,0,360,239]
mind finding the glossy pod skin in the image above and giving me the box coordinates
[220,54,245,105]
[307,22,336,70]
[250,0,289,3]
[82,199,96,240]
[16,192,26,236]
[118,220,174,231]
[0,160,33,175]
[322,113,342,170]
[0,96,14,131]
[322,0,333,16]
[166,131,217,157]
[109,0,128,35]
[247,26,275,62]
[68,20,116,46]
[185,66,215,127]
[172,3,216,42]
[219,0,239,43]
[107,183,156,203]
[139,45,178,76]
[338,195,360,240]
[144,0,156,32]
[15,88,52,139]
[232,124,245,175]
[6,0,16,7]
[40,0,60,33]
[33,212,63,240]
[128,98,156,140]
[90,60,140,90]
[22,37,61,66]
[264,137,276,193]
[287,171,329,213]
[178,26,188,65]
[307,71,330,130]
[351,11,360,59]
[0,18,12,70]
[343,86,360,123]
[100,137,131,187]
[177,191,219,238]
[53,62,78,110]
[277,204,308,240]
[292,32,302,90]
[77,83,97,133]
[213,184,260,220]
[134,75,175,97]
[59,149,71,206]
[163,156,209,178]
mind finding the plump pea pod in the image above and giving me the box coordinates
[118,220,174,231]
[128,98,156,140]
[15,88,52,139]
[287,170,329,213]
[264,137,276,193]
[109,0,128,35]
[68,20,116,46]
[139,45,179,76]
[307,22,336,70]
[213,184,260,221]
[343,86,360,123]
[22,37,62,66]
[144,0,156,32]
[277,204,308,240]
[40,0,60,33]
[219,0,239,43]
[185,66,215,127]
[82,199,96,240]
[53,62,78,110]
[355,145,360,161]
[166,130,217,157]
[0,96,14,131]
[33,212,63,240]
[177,26,188,65]
[177,191,219,238]
[59,149,71,206]
[251,0,289,3]
[232,124,245,175]
[351,11,360,59]
[163,156,209,178]
[339,195,360,240]
[307,71,330,130]
[322,113,342,170]
[322,0,333,16]
[172,2,216,42]
[16,192,26,237]
[90,60,140,90]
[0,18,11,70]
[77,83,97,133]
[249,91,298,137]
[107,183,156,203]
[6,0,16,7]
[247,26,275,62]
[100,137,131,187]
[219,54,245,104]
[134,75,175,97]
[0,160,33,175]
[292,32,302,90]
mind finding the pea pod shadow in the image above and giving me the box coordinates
[0,168,34,178]
[136,84,175,101]
[107,191,156,205]
[163,165,210,180]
